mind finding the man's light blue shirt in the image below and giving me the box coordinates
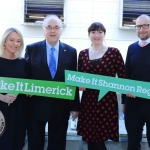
[46,41,59,69]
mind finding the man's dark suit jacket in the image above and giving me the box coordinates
[25,40,80,122]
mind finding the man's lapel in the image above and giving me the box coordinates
[55,41,66,79]
[40,40,52,79]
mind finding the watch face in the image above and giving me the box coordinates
[0,111,6,137]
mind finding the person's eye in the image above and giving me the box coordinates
[143,24,148,27]
[17,41,21,43]
[46,26,51,29]
[137,25,141,28]
[91,31,95,33]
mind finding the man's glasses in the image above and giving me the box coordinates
[135,24,150,30]
[44,26,61,31]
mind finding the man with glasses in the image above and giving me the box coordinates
[25,14,80,150]
[122,14,150,150]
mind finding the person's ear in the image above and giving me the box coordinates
[3,43,6,48]
[104,33,106,38]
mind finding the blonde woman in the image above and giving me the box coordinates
[0,28,29,150]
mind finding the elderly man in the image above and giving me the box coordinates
[122,14,150,150]
[25,14,80,150]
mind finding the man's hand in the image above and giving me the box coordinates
[26,95,32,97]
[70,111,79,121]
[126,93,136,98]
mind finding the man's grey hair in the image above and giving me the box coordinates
[42,14,63,28]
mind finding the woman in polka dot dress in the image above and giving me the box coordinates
[77,22,127,150]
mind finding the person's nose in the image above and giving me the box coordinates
[95,33,99,37]
[14,41,18,45]
[50,28,55,32]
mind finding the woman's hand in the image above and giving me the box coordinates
[0,94,17,104]
[79,86,86,91]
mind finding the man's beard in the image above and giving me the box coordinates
[139,36,149,40]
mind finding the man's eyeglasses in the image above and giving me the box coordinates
[44,26,61,31]
[135,24,150,30]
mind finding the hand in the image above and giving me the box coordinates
[126,93,136,98]
[70,111,79,121]
[122,104,125,113]
[26,94,32,97]
[0,94,17,104]
[79,86,86,91]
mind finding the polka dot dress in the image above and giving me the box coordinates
[77,47,126,142]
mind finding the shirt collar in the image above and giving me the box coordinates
[46,41,59,52]
[138,38,150,46]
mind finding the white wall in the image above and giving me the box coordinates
[0,0,138,59]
